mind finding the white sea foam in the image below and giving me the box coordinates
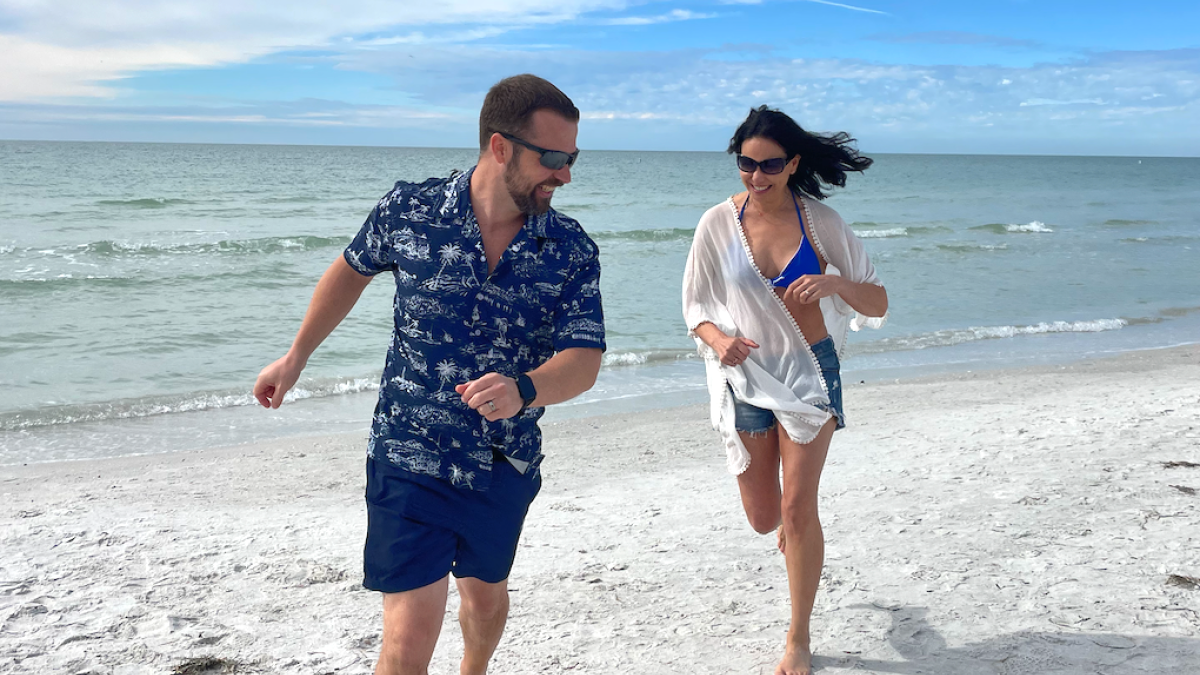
[10,236,353,259]
[288,378,378,401]
[862,318,1129,353]
[603,351,649,366]
[1007,221,1054,233]
[855,228,909,238]
[936,243,1009,253]
[976,318,1125,337]
[601,350,696,367]
[0,378,381,431]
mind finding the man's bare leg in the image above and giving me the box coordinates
[455,577,510,675]
[775,419,835,675]
[376,576,450,675]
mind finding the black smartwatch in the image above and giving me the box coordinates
[515,373,537,413]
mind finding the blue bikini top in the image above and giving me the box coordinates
[741,190,821,288]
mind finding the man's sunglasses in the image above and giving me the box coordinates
[501,133,580,170]
[736,155,790,175]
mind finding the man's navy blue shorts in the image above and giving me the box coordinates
[363,454,542,594]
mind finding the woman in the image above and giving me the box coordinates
[682,106,888,675]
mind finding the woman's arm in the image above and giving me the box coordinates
[785,275,888,317]
[800,198,889,319]
[692,321,760,366]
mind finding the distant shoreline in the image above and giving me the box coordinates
[3,138,1198,160]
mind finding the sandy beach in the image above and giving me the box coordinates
[2,345,1198,674]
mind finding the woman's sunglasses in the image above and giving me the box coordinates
[502,133,580,170]
[736,155,790,175]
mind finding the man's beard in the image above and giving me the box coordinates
[504,159,556,216]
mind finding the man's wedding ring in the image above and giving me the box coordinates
[486,400,497,412]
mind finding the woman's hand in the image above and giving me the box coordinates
[786,274,889,317]
[692,322,759,366]
[785,274,845,305]
[713,334,760,366]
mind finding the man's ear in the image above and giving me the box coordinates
[488,132,510,165]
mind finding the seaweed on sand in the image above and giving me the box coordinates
[171,657,243,674]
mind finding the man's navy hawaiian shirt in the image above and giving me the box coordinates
[343,167,605,491]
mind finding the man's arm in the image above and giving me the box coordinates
[253,256,374,408]
[455,347,603,420]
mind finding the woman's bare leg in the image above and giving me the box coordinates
[775,419,836,675]
[735,427,783,534]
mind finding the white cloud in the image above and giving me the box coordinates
[0,35,252,101]
[2,0,1197,154]
[351,28,514,47]
[1019,98,1111,106]
[599,9,717,25]
[335,46,1195,151]
[1,100,462,129]
[0,0,629,101]
[801,0,887,15]
[721,0,886,12]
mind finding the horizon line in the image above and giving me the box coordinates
[2,137,1197,161]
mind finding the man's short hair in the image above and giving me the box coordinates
[479,74,580,151]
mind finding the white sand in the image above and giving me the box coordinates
[2,345,1199,674]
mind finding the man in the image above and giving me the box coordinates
[252,74,605,675]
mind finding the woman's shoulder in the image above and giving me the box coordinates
[801,195,850,232]
[699,197,738,223]
[801,194,841,219]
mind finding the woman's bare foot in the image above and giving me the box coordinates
[777,525,786,554]
[775,644,813,675]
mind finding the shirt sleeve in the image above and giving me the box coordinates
[343,197,395,277]
[682,206,738,350]
[552,249,606,352]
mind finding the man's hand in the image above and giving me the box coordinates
[253,354,306,409]
[250,256,373,410]
[456,373,521,421]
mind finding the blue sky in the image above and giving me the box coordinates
[1,0,1197,155]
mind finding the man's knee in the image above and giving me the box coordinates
[376,581,448,674]
[378,614,442,675]
[458,579,510,622]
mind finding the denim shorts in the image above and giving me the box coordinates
[730,335,845,434]
[363,453,541,593]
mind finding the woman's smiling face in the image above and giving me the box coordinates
[738,136,797,201]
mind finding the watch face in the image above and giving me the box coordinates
[517,374,537,404]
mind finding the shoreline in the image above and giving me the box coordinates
[4,317,1198,468]
[3,343,1198,673]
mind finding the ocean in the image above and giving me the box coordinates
[2,141,1198,465]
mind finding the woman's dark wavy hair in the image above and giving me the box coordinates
[727,105,872,200]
